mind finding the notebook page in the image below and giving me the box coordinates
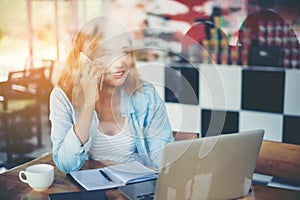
[70,168,124,190]
[103,161,157,184]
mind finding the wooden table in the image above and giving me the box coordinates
[0,153,299,200]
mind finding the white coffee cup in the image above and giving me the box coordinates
[18,164,54,191]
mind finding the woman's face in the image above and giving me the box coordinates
[92,34,133,88]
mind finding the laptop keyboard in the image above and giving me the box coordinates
[136,193,154,200]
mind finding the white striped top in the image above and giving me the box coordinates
[89,120,141,163]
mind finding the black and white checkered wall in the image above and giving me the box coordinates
[137,62,300,145]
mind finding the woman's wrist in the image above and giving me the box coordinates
[82,101,96,110]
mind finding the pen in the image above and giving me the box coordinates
[99,170,113,183]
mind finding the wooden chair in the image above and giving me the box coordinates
[0,60,54,168]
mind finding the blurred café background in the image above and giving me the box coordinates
[0,0,299,188]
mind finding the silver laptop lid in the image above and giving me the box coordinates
[155,129,264,200]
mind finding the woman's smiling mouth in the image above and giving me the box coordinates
[111,70,126,79]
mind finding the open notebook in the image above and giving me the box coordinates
[69,161,157,190]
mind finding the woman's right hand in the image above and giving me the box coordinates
[74,58,106,145]
[80,57,106,107]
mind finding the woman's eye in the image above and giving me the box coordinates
[123,50,131,55]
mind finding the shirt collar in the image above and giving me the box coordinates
[120,88,135,116]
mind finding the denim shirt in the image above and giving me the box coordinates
[49,82,174,174]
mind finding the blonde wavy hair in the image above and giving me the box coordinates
[57,17,142,110]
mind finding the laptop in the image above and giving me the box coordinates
[119,129,264,200]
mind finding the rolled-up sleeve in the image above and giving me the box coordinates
[147,95,174,168]
[139,84,174,169]
[49,87,91,174]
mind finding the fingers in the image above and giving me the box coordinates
[81,61,106,80]
[80,53,109,89]
[89,66,104,80]
[80,52,107,76]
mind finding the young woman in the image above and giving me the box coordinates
[49,17,173,174]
